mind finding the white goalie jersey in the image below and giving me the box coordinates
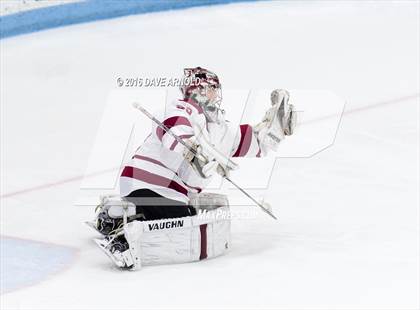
[92,66,295,270]
[119,98,263,204]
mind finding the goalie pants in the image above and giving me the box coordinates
[124,189,196,221]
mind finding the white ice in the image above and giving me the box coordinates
[1,1,419,309]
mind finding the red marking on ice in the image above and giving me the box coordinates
[1,166,118,199]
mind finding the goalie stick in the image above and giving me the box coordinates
[132,102,277,220]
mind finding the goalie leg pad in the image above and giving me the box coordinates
[123,221,142,270]
[126,206,231,267]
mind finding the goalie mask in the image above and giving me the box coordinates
[180,67,222,122]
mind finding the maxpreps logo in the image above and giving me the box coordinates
[147,219,184,231]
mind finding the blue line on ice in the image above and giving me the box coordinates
[0,0,261,39]
[0,237,77,294]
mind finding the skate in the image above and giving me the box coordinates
[94,234,134,269]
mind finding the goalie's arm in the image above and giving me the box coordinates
[232,89,297,157]
[154,112,195,153]
[231,124,263,158]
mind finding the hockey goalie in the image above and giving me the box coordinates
[89,67,297,270]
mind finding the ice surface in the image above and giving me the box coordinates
[0,237,76,294]
[0,1,418,309]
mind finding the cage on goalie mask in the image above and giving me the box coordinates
[180,67,223,122]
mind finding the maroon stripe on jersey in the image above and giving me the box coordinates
[132,155,167,168]
[121,166,188,197]
[130,155,201,193]
[156,116,192,141]
[180,99,204,114]
[169,134,194,150]
[233,124,253,157]
[199,224,208,260]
